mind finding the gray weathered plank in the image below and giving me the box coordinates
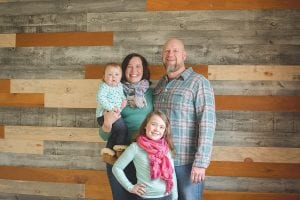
[214,131,300,148]
[0,152,106,170]
[44,141,102,156]
[205,176,300,193]
[0,65,84,79]
[211,81,300,96]
[1,44,300,65]
[0,13,87,33]
[88,10,300,32]
[0,179,84,199]
[0,0,146,16]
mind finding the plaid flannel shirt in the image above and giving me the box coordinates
[153,67,216,168]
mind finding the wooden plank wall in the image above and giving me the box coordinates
[0,0,299,199]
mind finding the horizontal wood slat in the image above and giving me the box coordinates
[0,93,44,107]
[203,190,300,200]
[5,126,103,143]
[0,139,43,154]
[212,146,300,163]
[0,80,10,93]
[85,64,208,79]
[0,125,4,139]
[0,179,84,198]
[85,64,300,81]
[147,0,300,11]
[216,96,300,111]
[208,65,300,81]
[0,34,15,47]
[207,161,300,179]
[0,166,111,200]
[16,32,113,47]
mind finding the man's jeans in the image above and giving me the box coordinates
[175,163,204,200]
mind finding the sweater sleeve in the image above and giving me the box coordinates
[169,152,178,200]
[112,143,137,192]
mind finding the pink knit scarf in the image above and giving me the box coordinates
[137,135,173,193]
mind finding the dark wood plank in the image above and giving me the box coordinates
[0,80,10,93]
[216,96,300,111]
[16,32,113,47]
[147,0,300,11]
[85,64,208,79]
[207,161,300,179]
[0,125,4,139]
[0,93,44,107]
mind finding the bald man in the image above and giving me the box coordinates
[154,38,216,200]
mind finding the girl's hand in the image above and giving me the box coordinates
[102,110,121,132]
[131,183,146,196]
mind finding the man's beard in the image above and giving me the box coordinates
[164,60,178,74]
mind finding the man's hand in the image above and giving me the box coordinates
[191,167,206,183]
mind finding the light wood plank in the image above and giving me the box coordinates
[45,93,96,108]
[208,65,300,81]
[203,190,300,200]
[207,161,300,179]
[0,139,43,154]
[0,93,44,107]
[11,79,100,94]
[147,0,300,10]
[0,80,10,93]
[0,34,15,47]
[0,179,84,198]
[216,96,300,111]
[16,32,113,47]
[5,126,103,143]
[212,146,300,163]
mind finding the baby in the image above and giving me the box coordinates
[96,63,128,164]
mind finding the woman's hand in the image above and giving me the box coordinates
[131,183,146,196]
[102,109,121,132]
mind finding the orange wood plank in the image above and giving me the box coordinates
[0,93,44,107]
[85,64,208,79]
[147,0,300,11]
[0,80,10,93]
[203,190,300,200]
[216,96,300,111]
[0,125,4,139]
[16,32,113,47]
[207,161,300,179]
[0,166,110,199]
[85,64,106,79]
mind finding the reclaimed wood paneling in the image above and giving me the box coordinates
[147,0,300,11]
[4,126,102,142]
[0,93,44,107]
[0,125,4,139]
[16,32,113,47]
[208,65,300,81]
[0,0,146,16]
[88,10,300,32]
[216,96,300,111]
[85,64,208,79]
[212,146,300,163]
[0,179,84,198]
[207,161,300,179]
[0,80,10,92]
[0,33,15,47]
[0,139,43,154]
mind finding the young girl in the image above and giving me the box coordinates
[112,111,178,200]
[96,63,128,164]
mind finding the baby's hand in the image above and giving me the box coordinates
[112,107,120,113]
[131,183,146,196]
[121,99,127,109]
